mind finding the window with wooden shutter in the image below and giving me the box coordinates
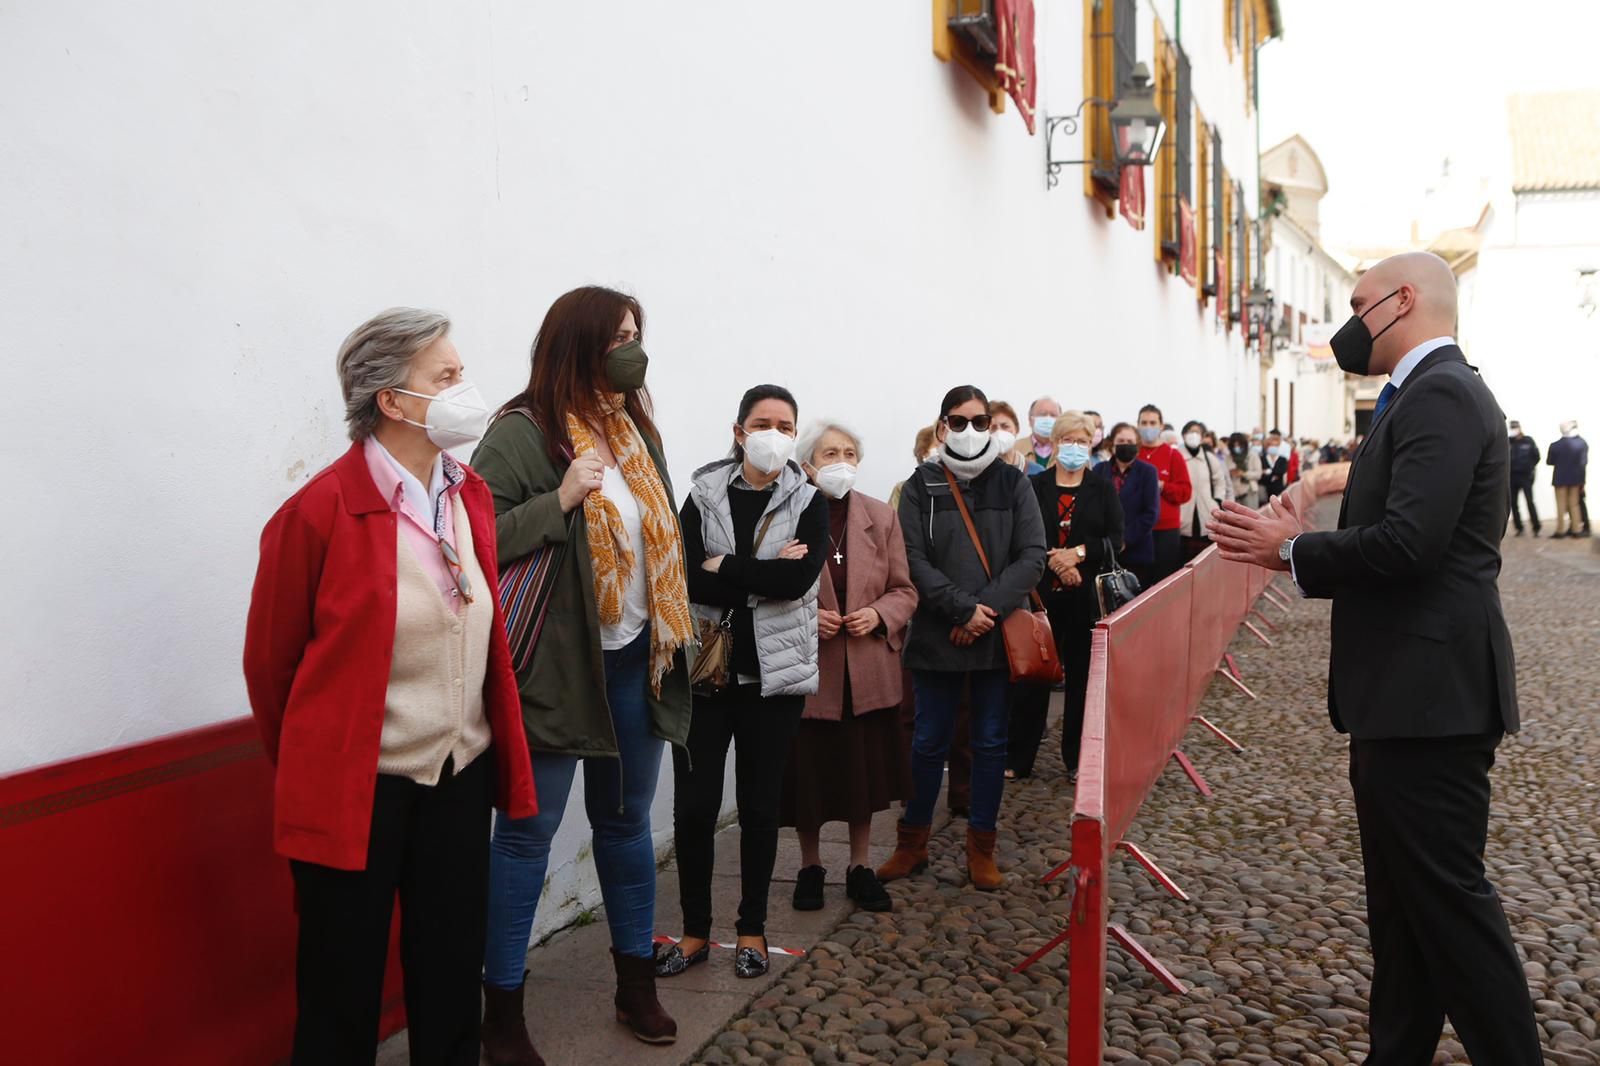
[1243,8,1255,114]
[1195,110,1209,305]
[1209,130,1225,298]
[1232,180,1247,327]
[1153,23,1178,265]
[1081,0,1136,207]
[933,1,1007,116]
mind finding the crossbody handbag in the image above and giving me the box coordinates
[1093,536,1142,618]
[495,409,577,672]
[688,510,778,695]
[942,466,1063,685]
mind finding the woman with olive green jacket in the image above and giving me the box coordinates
[473,286,694,1062]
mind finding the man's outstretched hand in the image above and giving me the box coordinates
[1207,495,1304,572]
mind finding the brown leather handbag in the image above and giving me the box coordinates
[942,466,1063,685]
[688,512,777,695]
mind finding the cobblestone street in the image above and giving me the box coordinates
[681,509,1600,1065]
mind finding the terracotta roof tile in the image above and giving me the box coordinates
[1508,89,1600,193]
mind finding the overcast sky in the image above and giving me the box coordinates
[1258,0,1600,252]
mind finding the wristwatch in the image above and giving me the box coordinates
[1278,537,1297,563]
[1075,545,1087,562]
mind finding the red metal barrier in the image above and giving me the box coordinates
[0,719,406,1065]
[1021,463,1350,1064]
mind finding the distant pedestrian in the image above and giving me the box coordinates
[1179,420,1228,561]
[987,400,1030,472]
[1261,430,1290,499]
[1095,423,1161,590]
[1506,421,1541,537]
[1135,404,1193,582]
[1008,412,1123,781]
[1548,420,1589,539]
[1228,432,1263,507]
[1024,396,1062,474]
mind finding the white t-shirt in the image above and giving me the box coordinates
[599,463,650,650]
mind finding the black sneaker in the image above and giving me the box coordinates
[846,865,893,912]
[792,865,826,911]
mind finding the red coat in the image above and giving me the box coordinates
[1138,443,1194,532]
[243,442,537,871]
[804,493,919,721]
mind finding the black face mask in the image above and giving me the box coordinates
[1113,443,1140,464]
[1330,289,1403,375]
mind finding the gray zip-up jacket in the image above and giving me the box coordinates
[897,458,1047,673]
[688,458,822,697]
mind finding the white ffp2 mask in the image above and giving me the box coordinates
[814,462,857,499]
[395,381,489,449]
[743,428,797,474]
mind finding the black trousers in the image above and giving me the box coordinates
[1150,529,1182,583]
[1509,478,1540,532]
[1348,734,1541,1066]
[289,752,494,1066]
[1008,594,1094,777]
[673,684,804,939]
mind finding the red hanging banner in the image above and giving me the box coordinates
[995,0,1037,134]
[1178,198,1197,286]
[1119,166,1146,230]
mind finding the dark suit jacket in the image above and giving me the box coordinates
[1293,345,1517,739]
[1093,459,1159,565]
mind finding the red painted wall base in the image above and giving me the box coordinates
[0,718,405,1065]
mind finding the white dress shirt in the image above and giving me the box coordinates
[1288,335,1457,594]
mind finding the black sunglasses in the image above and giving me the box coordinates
[944,414,992,432]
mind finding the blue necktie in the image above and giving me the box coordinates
[1374,382,1397,420]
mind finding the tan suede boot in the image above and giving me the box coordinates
[966,826,1003,892]
[876,820,932,882]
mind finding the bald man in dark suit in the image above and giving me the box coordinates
[1209,253,1541,1065]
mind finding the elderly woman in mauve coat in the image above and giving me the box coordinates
[778,421,918,914]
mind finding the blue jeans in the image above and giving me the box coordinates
[483,629,663,988]
[904,669,1010,832]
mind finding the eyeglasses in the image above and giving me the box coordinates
[944,414,992,432]
[438,538,475,604]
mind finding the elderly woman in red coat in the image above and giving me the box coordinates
[243,307,536,1066]
[779,421,918,913]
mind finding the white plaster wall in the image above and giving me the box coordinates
[2,0,1267,940]
[1461,194,1600,520]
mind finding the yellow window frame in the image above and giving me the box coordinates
[932,1,1008,116]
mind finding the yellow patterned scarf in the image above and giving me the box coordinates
[567,405,695,695]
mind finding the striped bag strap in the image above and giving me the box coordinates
[494,408,576,672]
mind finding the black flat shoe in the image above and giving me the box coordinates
[846,865,893,913]
[654,941,709,978]
[792,865,826,911]
[734,940,770,979]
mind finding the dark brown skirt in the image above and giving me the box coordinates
[779,678,910,831]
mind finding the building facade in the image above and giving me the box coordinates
[2,0,1282,940]
[1259,135,1358,444]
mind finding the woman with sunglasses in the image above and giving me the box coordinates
[244,308,537,1065]
[877,386,1046,892]
[470,287,696,1062]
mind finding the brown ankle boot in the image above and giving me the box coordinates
[966,826,1002,891]
[613,948,678,1044]
[876,820,931,882]
[481,972,545,1066]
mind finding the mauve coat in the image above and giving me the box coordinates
[803,492,919,721]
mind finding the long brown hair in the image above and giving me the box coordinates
[502,286,662,463]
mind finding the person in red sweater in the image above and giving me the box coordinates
[1136,404,1193,582]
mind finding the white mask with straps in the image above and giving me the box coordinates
[394,381,489,449]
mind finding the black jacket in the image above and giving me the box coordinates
[1294,346,1517,739]
[897,459,1047,673]
[1507,434,1540,484]
[1029,467,1124,591]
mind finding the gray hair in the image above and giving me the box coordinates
[336,307,451,441]
[796,419,865,466]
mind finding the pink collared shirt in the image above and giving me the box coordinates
[363,437,468,613]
